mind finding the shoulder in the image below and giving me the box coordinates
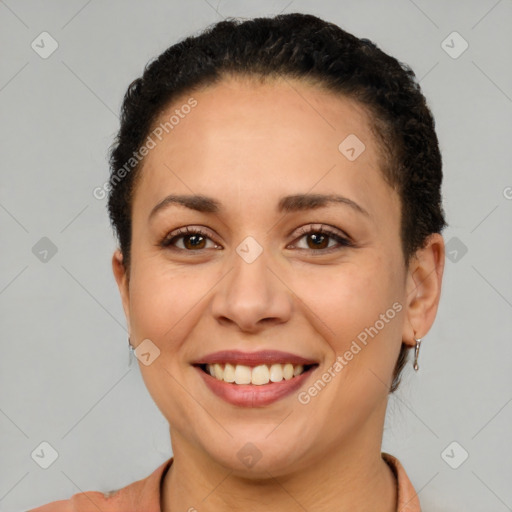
[27,500,75,512]
[27,491,111,512]
[382,452,422,512]
[27,457,174,512]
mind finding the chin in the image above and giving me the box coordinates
[200,433,308,478]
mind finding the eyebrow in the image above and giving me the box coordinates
[148,193,370,220]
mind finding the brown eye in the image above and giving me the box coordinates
[161,227,218,251]
[290,225,353,252]
[181,233,207,250]
[304,232,330,250]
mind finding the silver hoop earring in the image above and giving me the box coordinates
[413,337,422,371]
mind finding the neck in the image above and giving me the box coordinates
[161,403,397,512]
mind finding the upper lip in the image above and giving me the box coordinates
[192,350,318,367]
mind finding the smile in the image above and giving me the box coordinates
[193,363,319,407]
[199,362,316,385]
[192,349,319,406]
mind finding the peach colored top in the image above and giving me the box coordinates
[28,452,421,511]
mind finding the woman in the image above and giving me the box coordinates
[31,12,446,512]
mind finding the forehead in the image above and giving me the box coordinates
[133,75,397,221]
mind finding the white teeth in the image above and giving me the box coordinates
[224,363,236,382]
[234,364,252,385]
[204,362,308,384]
[213,363,223,380]
[269,363,283,382]
[251,365,270,385]
[283,363,294,380]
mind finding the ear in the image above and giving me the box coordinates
[402,233,445,347]
[112,249,131,330]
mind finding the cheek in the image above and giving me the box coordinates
[127,265,207,423]
[128,264,191,340]
[295,261,404,426]
[294,255,404,368]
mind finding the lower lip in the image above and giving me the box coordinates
[194,365,317,407]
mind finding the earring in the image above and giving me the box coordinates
[413,337,422,371]
[128,337,135,367]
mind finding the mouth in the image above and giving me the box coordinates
[193,361,319,407]
[191,349,320,406]
[194,362,319,385]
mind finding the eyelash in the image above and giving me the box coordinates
[159,224,353,254]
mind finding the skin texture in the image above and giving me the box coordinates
[112,75,445,512]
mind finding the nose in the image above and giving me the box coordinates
[210,246,293,333]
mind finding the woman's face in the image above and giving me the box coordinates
[113,75,442,475]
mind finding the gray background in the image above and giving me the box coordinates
[1,1,511,511]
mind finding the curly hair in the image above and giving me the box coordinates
[107,13,447,393]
